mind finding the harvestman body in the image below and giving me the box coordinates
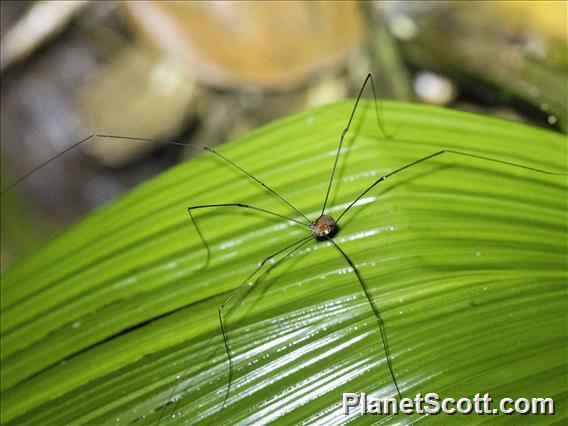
[176,73,568,420]
[2,74,567,423]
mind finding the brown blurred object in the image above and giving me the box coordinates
[123,1,364,90]
[78,48,198,167]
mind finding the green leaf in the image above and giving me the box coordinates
[1,101,566,424]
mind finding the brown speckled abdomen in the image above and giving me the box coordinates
[311,214,337,239]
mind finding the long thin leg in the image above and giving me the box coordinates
[2,133,312,225]
[326,237,402,399]
[321,73,392,216]
[156,235,311,425]
[221,235,313,314]
[336,149,568,224]
[1,134,97,196]
[216,236,313,419]
[200,145,311,224]
[188,203,310,268]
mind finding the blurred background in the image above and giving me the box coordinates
[1,0,566,270]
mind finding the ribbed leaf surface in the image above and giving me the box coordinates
[1,101,566,424]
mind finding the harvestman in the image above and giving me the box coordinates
[2,74,566,420]
[184,75,567,417]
